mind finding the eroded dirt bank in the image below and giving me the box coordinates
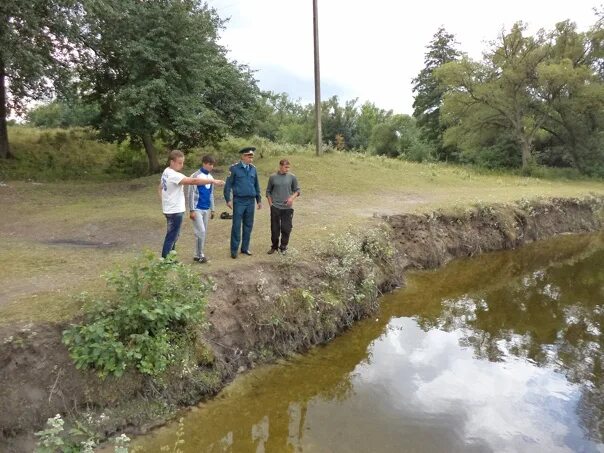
[1,196,603,451]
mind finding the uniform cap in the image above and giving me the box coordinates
[239,146,256,155]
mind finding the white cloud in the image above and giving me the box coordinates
[342,317,585,451]
[210,0,599,113]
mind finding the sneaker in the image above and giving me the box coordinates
[279,248,287,255]
[267,248,278,255]
[241,250,253,256]
[197,256,208,264]
[193,257,201,262]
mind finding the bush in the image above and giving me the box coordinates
[476,138,522,169]
[63,252,209,378]
[108,142,150,177]
[402,139,435,163]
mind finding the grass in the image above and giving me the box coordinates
[1,127,604,325]
[0,126,120,181]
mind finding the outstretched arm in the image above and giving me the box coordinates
[180,177,224,186]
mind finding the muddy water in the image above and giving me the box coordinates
[133,233,604,452]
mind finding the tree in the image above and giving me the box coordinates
[369,114,429,159]
[26,98,99,128]
[351,102,391,149]
[77,0,258,173]
[437,23,550,169]
[320,96,359,149]
[253,91,308,142]
[536,20,604,174]
[0,0,81,158]
[412,27,461,160]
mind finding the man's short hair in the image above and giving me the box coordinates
[202,155,216,165]
[279,159,290,166]
[168,149,184,162]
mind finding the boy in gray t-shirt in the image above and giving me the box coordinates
[265,159,301,254]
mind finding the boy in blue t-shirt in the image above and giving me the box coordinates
[187,155,216,263]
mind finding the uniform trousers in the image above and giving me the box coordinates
[231,197,255,254]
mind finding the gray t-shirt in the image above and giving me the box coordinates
[266,172,301,210]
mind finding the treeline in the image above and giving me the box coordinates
[418,21,604,176]
[4,0,604,176]
[28,92,432,161]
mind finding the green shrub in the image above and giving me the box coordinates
[63,252,209,378]
[400,140,433,163]
[108,141,150,177]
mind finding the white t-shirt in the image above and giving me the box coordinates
[161,167,186,214]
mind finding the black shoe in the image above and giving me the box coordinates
[267,248,278,255]
[196,256,208,263]
[241,250,253,256]
[231,253,237,259]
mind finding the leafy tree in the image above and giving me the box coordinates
[0,0,81,158]
[351,102,391,149]
[252,94,398,151]
[253,91,313,143]
[536,20,604,175]
[321,95,359,149]
[437,23,550,169]
[76,0,258,173]
[26,99,99,128]
[369,114,430,160]
[277,119,313,145]
[412,27,461,160]
[369,123,399,157]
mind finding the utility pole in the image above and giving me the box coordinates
[312,0,322,156]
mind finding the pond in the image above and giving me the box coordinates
[132,232,604,452]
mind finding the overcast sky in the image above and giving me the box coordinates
[209,0,600,115]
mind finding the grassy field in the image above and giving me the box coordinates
[2,127,604,326]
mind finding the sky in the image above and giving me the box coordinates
[209,0,600,115]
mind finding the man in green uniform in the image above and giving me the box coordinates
[223,147,262,258]
[265,159,300,254]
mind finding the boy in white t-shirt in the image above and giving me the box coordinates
[159,150,224,258]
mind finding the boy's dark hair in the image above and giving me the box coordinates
[202,155,216,165]
[279,159,290,166]
[168,149,184,162]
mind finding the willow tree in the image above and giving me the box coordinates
[436,23,550,169]
[537,20,604,174]
[77,0,258,173]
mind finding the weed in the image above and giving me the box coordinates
[276,247,300,271]
[113,433,132,453]
[35,414,97,453]
[159,418,186,453]
[62,252,209,378]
